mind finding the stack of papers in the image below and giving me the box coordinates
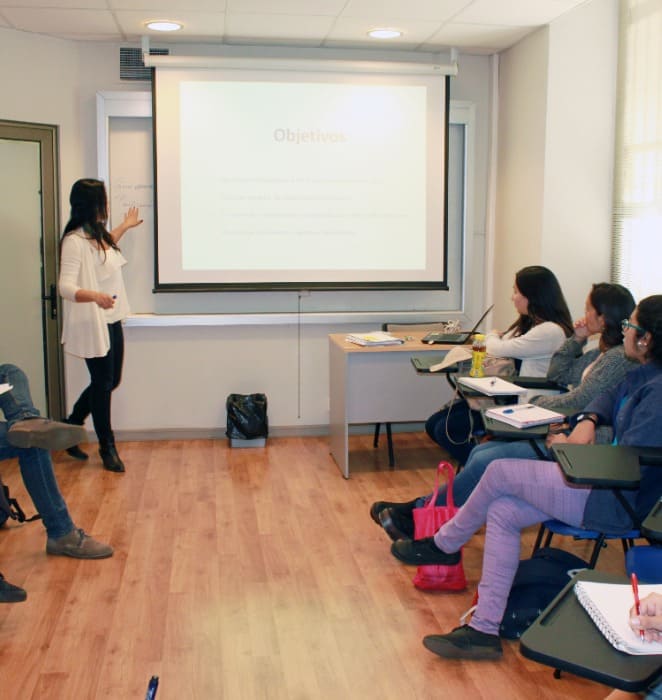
[345,331,404,347]
[429,346,472,372]
[457,376,528,396]
[484,403,565,429]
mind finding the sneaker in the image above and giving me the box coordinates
[423,625,503,660]
[8,418,87,451]
[0,573,27,603]
[369,498,418,526]
[379,507,415,540]
[390,536,460,566]
[46,528,113,559]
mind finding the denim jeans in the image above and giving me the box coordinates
[0,364,74,539]
[418,438,550,508]
[69,321,124,445]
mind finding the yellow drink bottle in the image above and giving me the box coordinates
[469,333,486,377]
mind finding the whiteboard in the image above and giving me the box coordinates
[99,91,474,319]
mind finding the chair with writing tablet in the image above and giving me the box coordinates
[373,321,454,467]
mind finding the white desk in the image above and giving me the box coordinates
[328,332,457,478]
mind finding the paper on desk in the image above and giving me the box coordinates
[429,346,472,372]
[0,383,13,396]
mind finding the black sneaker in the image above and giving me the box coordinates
[0,573,27,603]
[369,498,418,526]
[378,507,415,540]
[423,625,503,660]
[390,536,461,566]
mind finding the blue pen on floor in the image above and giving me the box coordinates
[503,404,535,414]
[145,676,159,700]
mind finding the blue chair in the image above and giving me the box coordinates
[625,545,662,583]
[532,519,640,569]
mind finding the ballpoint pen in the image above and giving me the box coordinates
[503,404,535,414]
[631,572,645,640]
[145,675,159,700]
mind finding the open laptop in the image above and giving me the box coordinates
[422,304,494,345]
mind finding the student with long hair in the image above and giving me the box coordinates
[425,265,573,465]
[58,179,142,472]
[372,282,636,541]
[390,295,662,661]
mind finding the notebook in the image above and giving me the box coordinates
[457,376,528,396]
[484,403,565,429]
[421,304,494,345]
[574,580,662,655]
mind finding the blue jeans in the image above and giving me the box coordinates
[647,679,662,700]
[420,438,550,508]
[0,364,74,539]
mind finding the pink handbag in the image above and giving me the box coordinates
[412,461,467,591]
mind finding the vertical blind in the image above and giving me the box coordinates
[611,0,662,301]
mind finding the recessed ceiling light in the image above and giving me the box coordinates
[145,20,183,32]
[368,28,402,40]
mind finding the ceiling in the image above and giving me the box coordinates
[0,0,590,54]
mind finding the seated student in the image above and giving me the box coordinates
[603,592,662,700]
[0,363,113,559]
[372,282,637,540]
[425,265,573,465]
[388,296,662,660]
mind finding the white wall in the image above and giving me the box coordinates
[492,0,618,327]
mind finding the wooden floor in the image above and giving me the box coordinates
[0,433,624,699]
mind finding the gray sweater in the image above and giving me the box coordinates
[532,337,636,417]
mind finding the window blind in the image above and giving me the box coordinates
[611,0,662,301]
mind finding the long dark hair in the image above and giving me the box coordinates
[590,283,635,351]
[61,179,118,253]
[506,266,573,337]
[635,295,662,366]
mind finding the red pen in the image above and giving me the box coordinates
[631,572,645,640]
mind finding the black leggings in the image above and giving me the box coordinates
[69,321,124,446]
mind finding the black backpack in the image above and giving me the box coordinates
[499,547,589,639]
[0,475,41,527]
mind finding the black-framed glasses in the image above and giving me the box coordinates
[621,318,646,334]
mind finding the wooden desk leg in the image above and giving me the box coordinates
[329,339,350,478]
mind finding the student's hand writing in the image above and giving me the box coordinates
[630,592,662,643]
[547,420,595,448]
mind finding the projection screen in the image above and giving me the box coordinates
[152,61,449,291]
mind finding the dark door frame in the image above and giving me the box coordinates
[0,118,65,418]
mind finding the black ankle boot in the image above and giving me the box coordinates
[64,418,88,461]
[99,444,125,473]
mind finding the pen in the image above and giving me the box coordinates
[631,573,645,640]
[145,675,159,700]
[503,404,535,414]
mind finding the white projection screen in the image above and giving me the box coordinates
[152,61,449,291]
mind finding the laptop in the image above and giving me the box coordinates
[422,304,494,345]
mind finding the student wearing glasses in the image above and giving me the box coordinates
[372,283,636,541]
[388,296,662,661]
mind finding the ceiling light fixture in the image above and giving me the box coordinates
[368,28,402,40]
[145,20,183,32]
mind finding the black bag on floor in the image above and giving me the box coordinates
[499,547,589,639]
[226,393,268,440]
[0,474,40,527]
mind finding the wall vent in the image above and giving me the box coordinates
[120,47,169,81]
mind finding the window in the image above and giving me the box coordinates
[611,0,662,301]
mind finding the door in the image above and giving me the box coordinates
[0,120,64,418]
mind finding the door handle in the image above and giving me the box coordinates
[42,283,58,320]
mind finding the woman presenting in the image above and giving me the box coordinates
[58,179,142,472]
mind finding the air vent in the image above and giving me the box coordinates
[120,47,169,81]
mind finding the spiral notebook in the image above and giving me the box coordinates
[574,580,662,655]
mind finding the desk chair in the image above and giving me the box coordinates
[373,321,451,467]
[532,520,640,569]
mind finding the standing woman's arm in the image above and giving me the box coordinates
[59,235,114,309]
[109,207,143,243]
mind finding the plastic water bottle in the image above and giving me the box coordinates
[469,333,486,377]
